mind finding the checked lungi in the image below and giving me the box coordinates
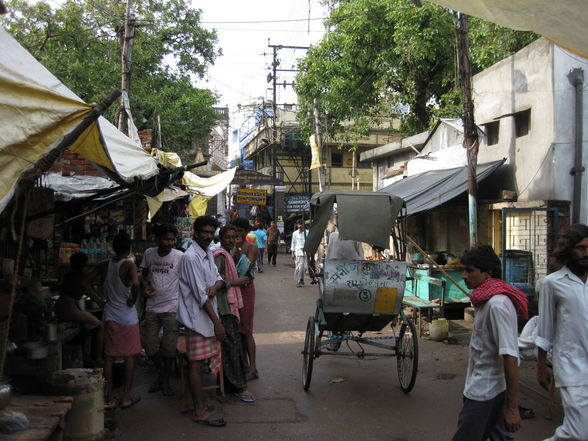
[220,314,247,393]
[185,329,222,375]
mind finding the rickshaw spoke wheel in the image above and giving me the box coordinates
[397,319,418,393]
[302,316,317,391]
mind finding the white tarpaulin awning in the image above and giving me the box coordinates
[429,0,588,58]
[0,26,158,214]
[146,150,237,219]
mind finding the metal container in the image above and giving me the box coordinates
[23,341,49,360]
[0,379,13,410]
[49,369,104,441]
[46,322,58,342]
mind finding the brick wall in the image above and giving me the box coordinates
[48,150,104,176]
[138,129,153,152]
[48,129,154,176]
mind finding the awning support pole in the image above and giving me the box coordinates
[24,89,122,178]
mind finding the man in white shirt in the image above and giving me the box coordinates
[537,224,588,441]
[177,216,227,427]
[452,245,525,441]
[326,230,364,260]
[140,224,183,397]
[290,221,306,287]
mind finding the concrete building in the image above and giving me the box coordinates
[361,38,588,289]
[238,103,399,221]
[474,38,588,222]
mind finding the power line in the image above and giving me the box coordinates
[137,16,329,25]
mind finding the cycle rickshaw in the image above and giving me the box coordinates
[301,190,418,393]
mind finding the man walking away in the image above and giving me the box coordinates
[451,245,527,441]
[103,232,142,410]
[537,224,588,441]
[140,224,183,397]
[267,221,280,266]
[291,221,306,287]
[177,216,227,427]
[253,225,267,273]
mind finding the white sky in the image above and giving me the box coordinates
[193,1,329,109]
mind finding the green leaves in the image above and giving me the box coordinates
[296,0,538,142]
[2,0,220,161]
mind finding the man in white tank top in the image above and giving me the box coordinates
[102,232,141,410]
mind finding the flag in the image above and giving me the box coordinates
[309,134,322,170]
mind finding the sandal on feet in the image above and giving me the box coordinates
[104,398,120,411]
[234,391,255,403]
[121,395,141,410]
[244,371,259,382]
[180,403,214,414]
[193,414,226,427]
[519,406,535,419]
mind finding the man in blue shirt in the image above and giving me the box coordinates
[253,225,267,273]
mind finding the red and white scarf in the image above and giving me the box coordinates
[213,247,244,321]
[470,278,529,318]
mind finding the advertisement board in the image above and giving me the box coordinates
[235,188,267,205]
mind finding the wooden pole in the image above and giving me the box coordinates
[24,90,122,179]
[0,189,29,378]
[407,236,471,298]
[456,12,479,248]
[119,0,135,135]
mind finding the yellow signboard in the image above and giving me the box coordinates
[235,189,267,205]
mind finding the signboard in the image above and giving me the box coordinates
[284,193,312,215]
[236,189,267,205]
[232,169,283,186]
[323,259,407,315]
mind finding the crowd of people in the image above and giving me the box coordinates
[56,215,283,427]
[55,215,588,438]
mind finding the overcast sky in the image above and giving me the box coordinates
[193,0,329,109]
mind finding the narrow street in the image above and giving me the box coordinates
[117,254,561,441]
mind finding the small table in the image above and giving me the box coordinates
[0,395,72,441]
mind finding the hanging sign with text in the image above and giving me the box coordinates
[235,189,267,205]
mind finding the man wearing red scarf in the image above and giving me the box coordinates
[452,245,527,441]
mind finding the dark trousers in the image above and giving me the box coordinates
[267,244,278,265]
[451,392,514,441]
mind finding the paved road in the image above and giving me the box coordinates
[117,253,561,440]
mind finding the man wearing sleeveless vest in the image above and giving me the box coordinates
[102,232,141,410]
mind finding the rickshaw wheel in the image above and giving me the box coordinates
[303,316,317,391]
[397,319,418,393]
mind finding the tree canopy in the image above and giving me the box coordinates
[2,0,221,162]
[295,0,538,140]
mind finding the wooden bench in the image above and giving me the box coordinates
[403,273,446,336]
[0,395,73,441]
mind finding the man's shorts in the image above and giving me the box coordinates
[185,329,221,375]
[141,311,179,358]
[104,321,141,358]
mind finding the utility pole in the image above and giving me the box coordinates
[456,12,479,248]
[313,99,327,192]
[119,0,135,136]
[267,41,309,135]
